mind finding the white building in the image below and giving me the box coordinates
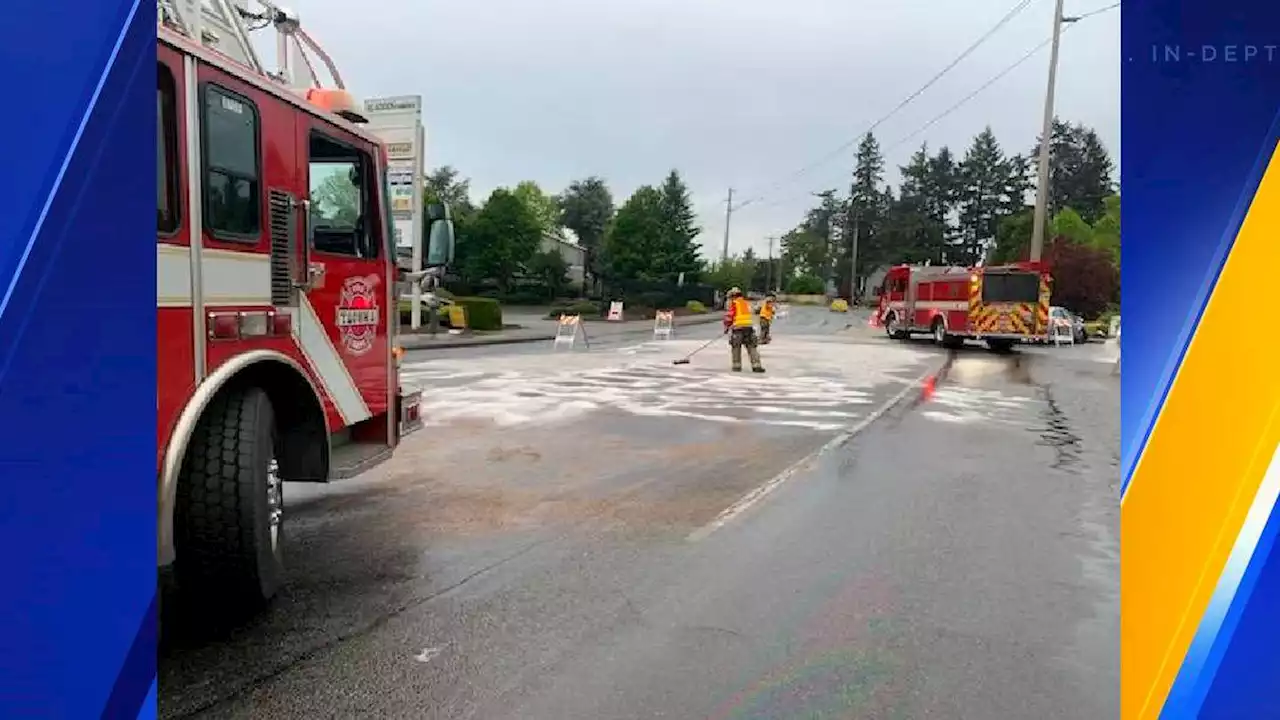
[540,229,586,289]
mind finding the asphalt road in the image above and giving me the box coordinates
[159,307,1119,719]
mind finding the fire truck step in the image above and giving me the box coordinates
[331,442,395,480]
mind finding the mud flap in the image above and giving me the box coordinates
[398,388,423,438]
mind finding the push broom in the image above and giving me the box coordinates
[672,328,729,365]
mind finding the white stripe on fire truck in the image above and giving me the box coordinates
[886,300,969,312]
[156,245,272,307]
[291,294,372,426]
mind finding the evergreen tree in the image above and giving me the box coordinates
[957,127,1030,265]
[655,170,703,283]
[1032,119,1116,223]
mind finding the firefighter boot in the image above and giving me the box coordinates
[746,338,764,373]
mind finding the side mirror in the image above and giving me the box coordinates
[424,203,455,268]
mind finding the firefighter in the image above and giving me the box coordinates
[723,287,765,373]
[758,293,777,344]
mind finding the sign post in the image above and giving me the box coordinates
[363,95,425,329]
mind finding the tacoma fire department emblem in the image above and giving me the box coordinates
[336,274,381,356]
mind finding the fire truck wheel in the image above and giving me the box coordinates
[931,319,947,346]
[174,385,284,613]
[885,313,906,340]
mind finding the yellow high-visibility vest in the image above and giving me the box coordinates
[731,297,754,328]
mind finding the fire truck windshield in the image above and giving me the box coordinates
[981,272,1040,304]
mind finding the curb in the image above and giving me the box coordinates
[399,314,724,351]
[686,352,953,543]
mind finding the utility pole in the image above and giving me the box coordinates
[721,188,734,264]
[1029,0,1068,262]
[765,235,776,294]
[848,209,860,302]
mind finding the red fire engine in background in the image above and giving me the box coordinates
[874,261,1052,352]
[157,0,452,610]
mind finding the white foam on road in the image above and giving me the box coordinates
[402,338,934,431]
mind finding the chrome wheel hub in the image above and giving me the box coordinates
[266,457,283,551]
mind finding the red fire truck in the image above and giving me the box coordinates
[874,261,1051,351]
[157,0,450,609]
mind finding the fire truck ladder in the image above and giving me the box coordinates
[157,0,356,109]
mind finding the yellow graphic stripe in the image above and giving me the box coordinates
[1122,144,1280,719]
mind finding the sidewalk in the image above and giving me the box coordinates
[397,313,723,350]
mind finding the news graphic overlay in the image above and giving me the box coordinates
[1122,2,1280,718]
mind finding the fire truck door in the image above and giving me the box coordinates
[297,124,391,423]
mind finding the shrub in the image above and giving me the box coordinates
[398,300,448,327]
[548,300,601,319]
[453,296,503,331]
[686,300,707,314]
[786,274,825,295]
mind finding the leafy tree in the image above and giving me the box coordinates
[558,177,615,291]
[464,188,542,293]
[525,249,570,300]
[1045,235,1119,318]
[423,166,476,217]
[601,185,665,282]
[655,170,703,283]
[1051,207,1094,245]
[779,226,828,279]
[512,180,561,235]
[1091,194,1120,267]
[705,256,756,293]
[1032,119,1116,223]
[957,127,1031,265]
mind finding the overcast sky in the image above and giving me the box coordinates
[285,0,1119,257]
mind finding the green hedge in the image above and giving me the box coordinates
[398,300,448,327]
[454,296,504,331]
[548,300,601,319]
[686,300,707,314]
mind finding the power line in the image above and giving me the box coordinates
[730,0,1043,211]
[739,1,1119,215]
[886,2,1118,153]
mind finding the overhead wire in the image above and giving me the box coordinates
[744,1,1120,215]
[729,0,1043,212]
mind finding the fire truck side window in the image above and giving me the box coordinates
[158,64,180,234]
[202,85,261,239]
[308,132,378,259]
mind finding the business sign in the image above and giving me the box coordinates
[387,160,415,217]
[364,95,425,270]
[363,95,422,113]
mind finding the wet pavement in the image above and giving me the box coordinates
[158,307,1118,719]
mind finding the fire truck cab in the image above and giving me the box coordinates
[157,0,452,610]
[876,261,1051,352]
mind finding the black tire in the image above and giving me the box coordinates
[174,386,284,613]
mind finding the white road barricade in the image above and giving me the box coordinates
[553,314,589,350]
[607,301,624,321]
[653,310,675,340]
